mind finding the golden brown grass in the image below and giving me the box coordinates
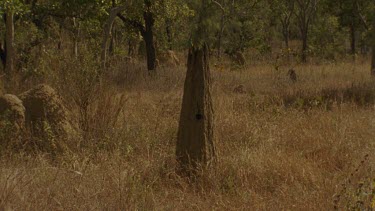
[1,56,375,210]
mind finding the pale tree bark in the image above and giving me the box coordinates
[72,18,79,58]
[5,9,15,76]
[176,44,216,176]
[101,6,125,68]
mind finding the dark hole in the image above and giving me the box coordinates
[196,113,203,120]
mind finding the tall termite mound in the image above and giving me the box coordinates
[176,44,215,175]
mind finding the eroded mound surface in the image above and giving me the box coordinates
[0,95,26,147]
[0,94,26,130]
[20,84,77,143]
[0,85,80,153]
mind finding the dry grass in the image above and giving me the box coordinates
[1,55,375,210]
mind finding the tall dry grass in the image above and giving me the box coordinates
[1,53,375,210]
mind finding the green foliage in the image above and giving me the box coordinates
[0,0,27,14]
[1,0,375,72]
[310,15,346,60]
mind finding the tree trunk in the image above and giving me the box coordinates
[58,24,63,50]
[301,29,308,63]
[72,18,79,58]
[109,26,116,56]
[282,26,289,49]
[216,15,225,60]
[176,44,215,176]
[371,15,375,76]
[166,22,173,50]
[128,39,136,56]
[350,21,356,56]
[101,6,125,68]
[0,42,5,68]
[5,9,14,76]
[371,46,375,76]
[143,11,156,72]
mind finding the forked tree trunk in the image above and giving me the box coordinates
[176,44,215,176]
[101,6,125,68]
[5,10,14,76]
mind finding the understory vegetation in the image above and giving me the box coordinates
[1,54,375,210]
[1,0,375,210]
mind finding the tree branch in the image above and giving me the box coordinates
[211,0,225,13]
[117,13,146,35]
[356,1,369,30]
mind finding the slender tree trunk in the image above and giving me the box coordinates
[5,9,14,76]
[284,27,290,63]
[176,44,215,176]
[283,26,290,49]
[109,26,116,56]
[58,24,63,50]
[371,46,375,75]
[301,28,308,63]
[166,21,173,50]
[101,6,125,68]
[0,42,5,68]
[110,0,117,56]
[360,37,368,55]
[143,11,156,72]
[350,21,356,56]
[128,39,135,56]
[372,32,375,75]
[217,15,225,60]
[72,18,79,58]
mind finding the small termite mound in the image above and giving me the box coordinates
[288,69,297,83]
[233,85,246,94]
